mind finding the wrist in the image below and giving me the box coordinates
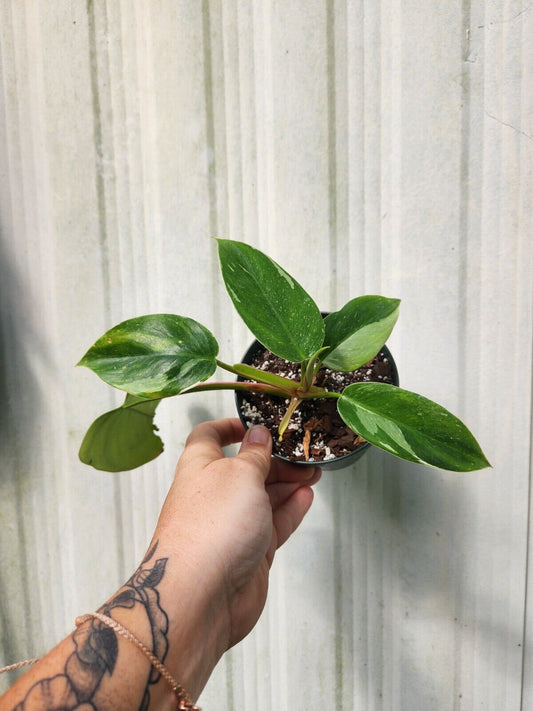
[158,554,228,700]
[100,537,228,708]
[137,536,229,702]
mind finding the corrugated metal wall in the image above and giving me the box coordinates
[0,1,531,709]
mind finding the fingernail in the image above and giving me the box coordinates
[245,425,271,446]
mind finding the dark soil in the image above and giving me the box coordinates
[238,347,396,463]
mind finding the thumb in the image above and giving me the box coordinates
[237,425,273,481]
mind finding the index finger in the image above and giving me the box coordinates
[180,417,246,469]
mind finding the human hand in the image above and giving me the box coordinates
[151,418,321,697]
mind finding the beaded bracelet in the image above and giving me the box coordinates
[75,613,201,710]
[0,613,201,711]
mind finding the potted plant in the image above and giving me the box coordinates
[77,239,490,473]
[233,332,399,470]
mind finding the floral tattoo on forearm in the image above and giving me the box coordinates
[12,541,169,711]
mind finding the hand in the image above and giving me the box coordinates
[155,418,321,644]
[152,418,321,696]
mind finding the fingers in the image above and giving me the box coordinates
[266,486,315,566]
[181,418,322,487]
[235,425,273,482]
[265,468,320,565]
[266,469,322,510]
[236,423,321,485]
[180,418,246,468]
[237,428,323,487]
[265,457,321,485]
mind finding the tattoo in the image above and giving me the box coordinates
[12,542,169,711]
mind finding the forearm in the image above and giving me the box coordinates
[1,419,319,710]
[1,620,153,711]
[1,540,224,711]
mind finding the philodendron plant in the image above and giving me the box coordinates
[78,239,490,473]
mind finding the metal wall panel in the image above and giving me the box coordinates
[0,2,531,709]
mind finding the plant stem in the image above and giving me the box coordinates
[300,358,312,391]
[215,359,244,376]
[299,389,341,400]
[300,346,330,393]
[216,358,298,394]
[183,381,291,398]
[277,396,303,440]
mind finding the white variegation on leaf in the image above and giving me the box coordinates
[338,383,490,472]
[323,296,400,371]
[77,239,490,473]
[217,239,324,362]
[78,314,219,398]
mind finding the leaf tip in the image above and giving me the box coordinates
[476,452,492,470]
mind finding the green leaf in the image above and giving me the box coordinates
[217,239,324,362]
[337,382,491,471]
[79,396,163,472]
[78,314,218,398]
[323,296,400,371]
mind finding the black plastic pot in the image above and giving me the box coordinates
[234,335,400,471]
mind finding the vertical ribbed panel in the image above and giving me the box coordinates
[0,2,531,709]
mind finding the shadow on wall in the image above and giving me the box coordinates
[0,232,44,683]
[187,404,218,430]
[0,231,43,475]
